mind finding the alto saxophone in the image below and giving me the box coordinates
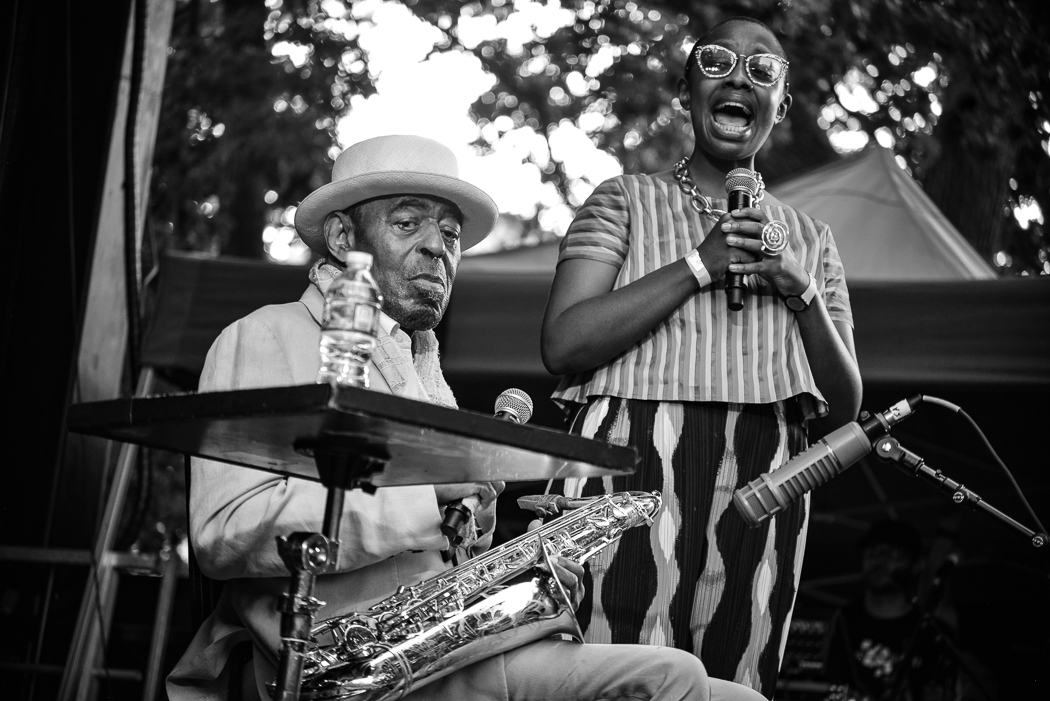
[293,491,661,700]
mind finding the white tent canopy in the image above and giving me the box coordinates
[772,145,995,281]
[459,145,996,282]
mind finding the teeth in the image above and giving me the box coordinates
[715,101,752,116]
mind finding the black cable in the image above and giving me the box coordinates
[924,395,1048,537]
[86,0,147,695]
[123,0,147,384]
[64,0,78,323]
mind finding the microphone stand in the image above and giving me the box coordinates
[871,434,1038,701]
[879,561,995,701]
[873,436,1048,549]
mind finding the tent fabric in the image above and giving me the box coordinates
[771,146,996,281]
[142,252,1050,390]
[141,253,307,378]
[440,270,1050,388]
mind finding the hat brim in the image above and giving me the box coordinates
[294,171,499,254]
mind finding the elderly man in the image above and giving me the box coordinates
[167,135,762,701]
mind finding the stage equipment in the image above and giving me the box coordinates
[442,388,535,548]
[67,383,637,701]
[733,395,1048,549]
[724,167,763,311]
[733,396,921,527]
[295,491,661,700]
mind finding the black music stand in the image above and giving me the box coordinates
[67,383,637,701]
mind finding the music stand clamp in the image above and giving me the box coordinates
[873,436,1048,549]
[273,431,387,701]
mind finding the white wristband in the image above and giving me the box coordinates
[684,249,712,288]
[799,273,818,305]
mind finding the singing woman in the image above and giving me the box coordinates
[541,16,862,697]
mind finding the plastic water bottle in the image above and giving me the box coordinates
[316,251,383,388]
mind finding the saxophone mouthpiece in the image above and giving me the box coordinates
[517,494,575,518]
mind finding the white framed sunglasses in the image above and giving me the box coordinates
[694,44,789,87]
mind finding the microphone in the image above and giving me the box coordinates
[493,387,534,424]
[732,396,923,528]
[724,168,762,312]
[441,389,534,546]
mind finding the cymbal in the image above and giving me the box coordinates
[67,383,637,489]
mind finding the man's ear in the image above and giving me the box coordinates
[677,76,691,112]
[775,92,793,123]
[323,211,355,263]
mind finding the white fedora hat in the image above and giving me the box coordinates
[295,135,499,254]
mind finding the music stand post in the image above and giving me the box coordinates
[272,488,346,701]
[272,429,392,701]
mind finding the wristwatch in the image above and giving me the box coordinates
[784,274,818,312]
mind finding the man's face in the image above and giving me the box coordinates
[350,195,463,333]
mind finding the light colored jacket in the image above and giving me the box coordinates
[167,284,491,699]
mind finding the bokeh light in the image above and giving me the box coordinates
[261,0,622,261]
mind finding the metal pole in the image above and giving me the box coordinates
[58,368,155,701]
[141,553,178,701]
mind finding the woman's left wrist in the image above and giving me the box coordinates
[783,273,818,312]
[777,263,811,296]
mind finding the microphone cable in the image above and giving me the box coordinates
[922,395,1048,541]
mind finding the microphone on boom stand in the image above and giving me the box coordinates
[724,168,763,312]
[732,396,923,527]
[441,388,534,547]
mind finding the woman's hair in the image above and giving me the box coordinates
[683,16,788,85]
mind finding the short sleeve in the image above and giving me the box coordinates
[558,177,631,269]
[821,225,854,328]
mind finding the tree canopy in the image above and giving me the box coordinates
[150,0,1050,274]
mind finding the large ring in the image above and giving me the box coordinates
[760,220,789,256]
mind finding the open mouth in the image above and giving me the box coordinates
[712,100,753,134]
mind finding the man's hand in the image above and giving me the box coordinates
[526,520,586,610]
[434,481,504,536]
[537,556,586,611]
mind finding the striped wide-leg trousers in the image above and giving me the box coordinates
[555,396,810,698]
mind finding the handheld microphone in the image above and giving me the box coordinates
[724,167,762,312]
[732,396,923,528]
[441,389,534,546]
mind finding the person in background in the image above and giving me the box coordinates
[541,15,863,698]
[167,134,764,701]
[823,519,991,701]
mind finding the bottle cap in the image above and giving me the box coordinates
[344,251,373,268]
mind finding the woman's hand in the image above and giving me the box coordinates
[721,208,810,296]
[695,210,759,280]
